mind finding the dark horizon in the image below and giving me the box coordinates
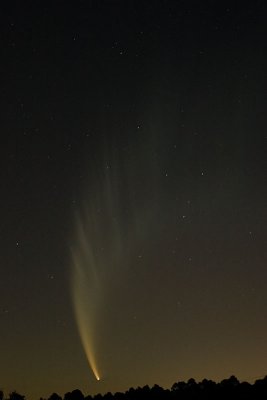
[3,375,267,400]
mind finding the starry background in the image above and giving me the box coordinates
[0,1,267,399]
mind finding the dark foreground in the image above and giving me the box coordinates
[3,375,267,400]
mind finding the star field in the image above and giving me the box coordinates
[0,1,266,399]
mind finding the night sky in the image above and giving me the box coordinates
[1,1,267,399]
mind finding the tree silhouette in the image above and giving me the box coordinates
[8,392,25,400]
[254,376,267,398]
[64,390,84,400]
[5,374,267,400]
[48,393,62,400]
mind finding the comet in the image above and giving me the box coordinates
[70,147,158,382]
[71,212,102,382]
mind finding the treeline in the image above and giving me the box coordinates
[2,375,267,400]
